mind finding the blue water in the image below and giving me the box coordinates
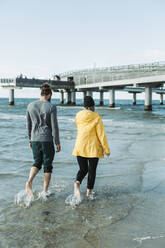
[1,97,165,248]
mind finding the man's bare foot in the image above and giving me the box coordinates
[74,182,80,198]
[26,181,33,196]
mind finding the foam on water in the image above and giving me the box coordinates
[65,191,96,207]
[133,234,165,245]
[14,190,53,208]
[37,190,52,201]
[65,194,81,207]
[103,118,145,129]
[109,107,121,110]
[14,181,68,208]
[58,116,75,122]
[0,113,25,120]
[51,181,68,193]
[87,191,97,200]
[14,190,35,208]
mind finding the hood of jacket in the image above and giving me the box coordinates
[75,109,100,126]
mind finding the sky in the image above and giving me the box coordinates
[0,0,165,99]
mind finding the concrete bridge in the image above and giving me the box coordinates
[59,61,165,110]
[0,76,74,105]
[1,61,165,110]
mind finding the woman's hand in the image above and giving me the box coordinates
[105,152,110,157]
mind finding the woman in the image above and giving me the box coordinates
[72,96,110,198]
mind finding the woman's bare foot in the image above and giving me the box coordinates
[74,182,80,198]
[86,189,92,197]
[26,181,33,196]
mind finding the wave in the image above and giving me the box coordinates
[58,115,147,129]
[58,116,75,122]
[0,173,22,178]
[95,106,121,110]
[0,113,26,120]
[104,119,165,130]
[109,107,121,110]
[133,234,165,245]
[103,119,145,128]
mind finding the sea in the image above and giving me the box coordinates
[1,97,165,248]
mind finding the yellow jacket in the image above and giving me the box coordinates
[72,109,110,158]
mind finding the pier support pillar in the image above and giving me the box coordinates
[71,90,76,105]
[144,87,152,111]
[9,89,14,105]
[66,90,71,105]
[109,89,115,108]
[100,91,104,106]
[87,91,93,97]
[160,94,163,105]
[133,92,136,105]
[60,91,64,104]
[83,91,87,99]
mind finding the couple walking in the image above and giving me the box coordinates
[26,83,110,199]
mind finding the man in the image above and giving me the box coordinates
[26,83,61,196]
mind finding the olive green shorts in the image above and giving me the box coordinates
[31,141,55,173]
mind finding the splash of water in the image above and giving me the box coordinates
[87,191,97,200]
[14,181,67,208]
[65,194,81,207]
[37,190,52,201]
[51,181,67,193]
[14,190,34,208]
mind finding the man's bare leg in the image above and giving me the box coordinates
[43,173,51,193]
[26,167,39,196]
[74,181,80,198]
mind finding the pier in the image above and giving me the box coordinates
[1,61,165,110]
[0,77,75,105]
[60,61,165,111]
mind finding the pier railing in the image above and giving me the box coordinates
[0,78,16,87]
[60,61,165,85]
[0,77,74,90]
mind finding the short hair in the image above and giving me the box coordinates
[41,83,52,96]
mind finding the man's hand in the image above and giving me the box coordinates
[29,142,32,149]
[105,152,110,157]
[56,144,61,152]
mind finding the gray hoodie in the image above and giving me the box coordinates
[26,100,60,145]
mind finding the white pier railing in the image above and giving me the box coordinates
[60,61,165,85]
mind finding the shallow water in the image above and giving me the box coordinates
[1,98,165,247]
